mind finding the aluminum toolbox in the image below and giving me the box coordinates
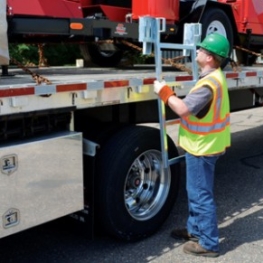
[0,131,83,238]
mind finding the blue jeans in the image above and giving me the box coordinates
[185,152,220,252]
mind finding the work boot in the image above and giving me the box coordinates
[183,241,219,258]
[170,228,198,242]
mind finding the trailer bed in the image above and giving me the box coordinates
[1,65,263,88]
[0,65,263,116]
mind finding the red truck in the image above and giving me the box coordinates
[6,0,263,66]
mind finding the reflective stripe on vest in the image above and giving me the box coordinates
[180,114,230,133]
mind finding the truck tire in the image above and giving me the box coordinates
[200,8,233,68]
[95,125,180,241]
[80,43,123,67]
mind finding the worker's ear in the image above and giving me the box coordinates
[206,55,214,63]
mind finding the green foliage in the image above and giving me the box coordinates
[9,42,153,67]
[123,49,153,65]
[44,43,81,66]
[9,43,81,66]
[9,44,38,65]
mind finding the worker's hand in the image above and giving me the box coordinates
[154,80,166,94]
[154,80,176,104]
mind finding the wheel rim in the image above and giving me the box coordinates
[124,150,171,221]
[97,43,118,58]
[205,20,227,37]
[99,51,116,58]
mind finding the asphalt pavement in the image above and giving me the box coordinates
[1,107,263,263]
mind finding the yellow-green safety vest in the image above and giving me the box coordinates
[179,68,231,156]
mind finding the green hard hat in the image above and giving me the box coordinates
[198,33,230,58]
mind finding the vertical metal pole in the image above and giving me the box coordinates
[153,18,169,170]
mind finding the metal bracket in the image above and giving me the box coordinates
[83,138,100,157]
[139,17,165,55]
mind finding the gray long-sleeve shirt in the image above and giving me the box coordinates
[183,69,215,118]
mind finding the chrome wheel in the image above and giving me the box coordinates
[124,150,171,221]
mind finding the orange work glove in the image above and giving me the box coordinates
[154,80,176,104]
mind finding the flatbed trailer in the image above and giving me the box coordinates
[0,62,263,241]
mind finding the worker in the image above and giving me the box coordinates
[154,33,231,258]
